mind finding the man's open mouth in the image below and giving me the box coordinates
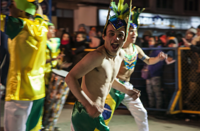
[111,43,119,50]
[132,37,136,40]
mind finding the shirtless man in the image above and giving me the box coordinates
[65,0,138,131]
[103,9,167,131]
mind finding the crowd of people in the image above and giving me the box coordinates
[0,0,200,131]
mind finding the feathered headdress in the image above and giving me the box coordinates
[130,8,145,29]
[103,0,132,40]
[14,0,43,15]
[43,14,54,26]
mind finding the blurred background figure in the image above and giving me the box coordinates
[142,30,152,47]
[88,30,100,48]
[145,36,164,109]
[60,31,73,64]
[72,32,88,67]
[163,50,176,108]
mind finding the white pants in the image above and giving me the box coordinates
[4,100,33,131]
[122,82,149,131]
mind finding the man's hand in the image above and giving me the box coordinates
[182,38,191,47]
[156,52,167,61]
[84,103,103,118]
[127,89,141,100]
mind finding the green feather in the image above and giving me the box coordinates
[111,2,118,14]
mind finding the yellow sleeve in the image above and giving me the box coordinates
[1,14,6,32]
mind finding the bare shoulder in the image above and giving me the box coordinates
[135,45,142,51]
[119,48,125,58]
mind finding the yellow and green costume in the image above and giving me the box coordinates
[103,6,145,125]
[45,38,61,85]
[71,0,132,130]
[1,0,48,130]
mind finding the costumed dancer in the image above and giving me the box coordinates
[1,0,48,131]
[42,16,69,131]
[102,7,167,131]
[65,0,139,131]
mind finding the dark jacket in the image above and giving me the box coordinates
[162,62,175,84]
[148,45,164,78]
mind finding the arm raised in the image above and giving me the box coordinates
[136,45,166,65]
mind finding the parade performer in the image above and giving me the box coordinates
[65,0,140,131]
[1,0,48,131]
[42,16,69,131]
[103,8,167,131]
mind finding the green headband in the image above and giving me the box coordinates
[15,0,36,15]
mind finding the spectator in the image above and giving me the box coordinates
[146,36,164,109]
[182,25,200,109]
[167,40,177,48]
[72,32,88,66]
[163,50,176,108]
[141,30,152,47]
[88,30,100,48]
[78,23,89,41]
[97,30,104,46]
[60,31,73,63]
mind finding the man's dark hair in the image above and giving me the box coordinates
[103,22,127,36]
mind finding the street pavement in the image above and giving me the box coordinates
[0,103,200,131]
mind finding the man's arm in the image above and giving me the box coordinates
[65,51,103,117]
[112,79,140,100]
[136,45,166,65]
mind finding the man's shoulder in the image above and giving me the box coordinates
[119,48,125,58]
[85,47,105,62]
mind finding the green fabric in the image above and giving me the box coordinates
[26,98,45,131]
[72,101,110,131]
[35,15,43,19]
[109,82,125,110]
[15,0,37,15]
[5,16,24,39]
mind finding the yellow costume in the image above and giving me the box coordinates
[0,14,48,101]
[45,38,61,85]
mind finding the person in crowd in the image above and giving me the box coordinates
[162,50,176,108]
[72,32,88,67]
[102,8,167,131]
[185,28,197,43]
[77,23,90,41]
[145,36,165,109]
[65,1,139,130]
[141,30,152,47]
[159,31,178,47]
[88,30,101,48]
[182,25,200,109]
[44,21,64,86]
[97,30,105,46]
[60,31,73,63]
[1,1,48,131]
[167,39,178,48]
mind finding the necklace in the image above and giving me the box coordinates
[123,45,138,70]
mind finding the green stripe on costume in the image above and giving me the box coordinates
[26,98,45,131]
[5,16,24,39]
